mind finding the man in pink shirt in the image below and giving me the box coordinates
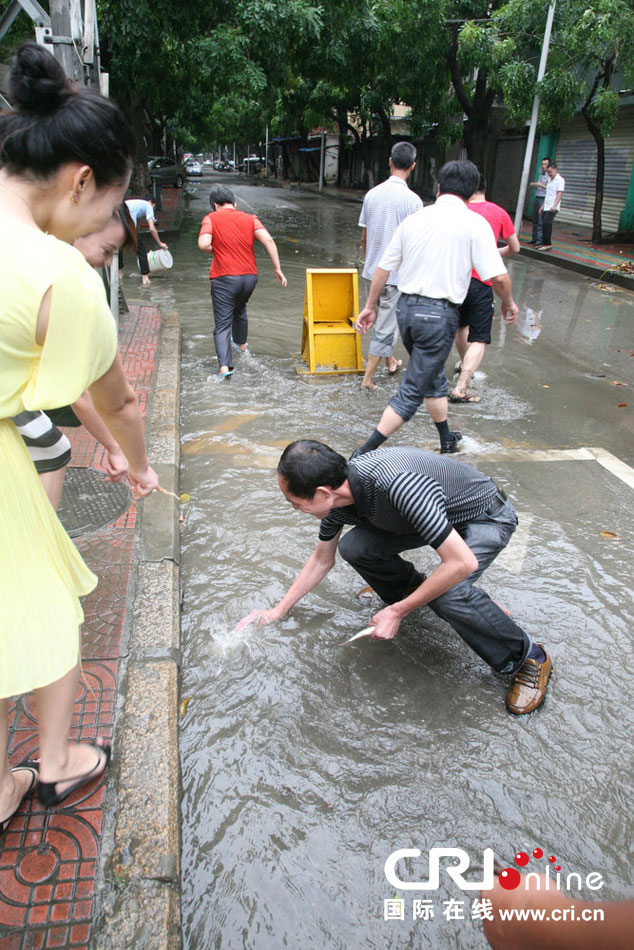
[451,174,519,403]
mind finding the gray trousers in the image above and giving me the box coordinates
[210,273,258,369]
[337,498,531,674]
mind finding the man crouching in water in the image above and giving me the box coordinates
[238,440,552,715]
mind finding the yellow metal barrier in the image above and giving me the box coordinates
[296,268,364,375]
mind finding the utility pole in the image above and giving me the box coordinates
[319,129,325,192]
[49,0,81,82]
[514,0,557,235]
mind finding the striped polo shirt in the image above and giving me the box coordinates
[359,177,423,284]
[319,447,498,548]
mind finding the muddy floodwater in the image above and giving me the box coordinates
[143,178,634,948]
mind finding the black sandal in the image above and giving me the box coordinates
[0,767,38,833]
[37,742,111,807]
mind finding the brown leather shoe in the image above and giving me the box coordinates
[506,647,552,715]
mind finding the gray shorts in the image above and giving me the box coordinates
[363,279,400,357]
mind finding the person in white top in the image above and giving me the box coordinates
[125,195,168,285]
[358,142,423,389]
[538,162,565,250]
[353,160,518,456]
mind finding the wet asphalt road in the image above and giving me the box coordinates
[143,174,633,949]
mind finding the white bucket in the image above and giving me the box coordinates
[147,249,173,273]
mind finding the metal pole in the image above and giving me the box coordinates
[265,124,269,178]
[514,0,556,235]
[319,129,325,192]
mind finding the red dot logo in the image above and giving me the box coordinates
[548,855,556,863]
[533,848,543,859]
[555,865,561,872]
[514,852,529,867]
[499,867,521,890]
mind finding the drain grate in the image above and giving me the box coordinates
[57,467,132,538]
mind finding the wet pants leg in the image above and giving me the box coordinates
[338,527,426,604]
[389,295,459,422]
[338,501,531,674]
[210,274,258,368]
[428,501,531,672]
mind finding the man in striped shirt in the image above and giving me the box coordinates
[238,440,552,715]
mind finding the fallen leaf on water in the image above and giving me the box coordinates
[600,531,621,540]
[611,381,628,386]
[618,403,628,408]
[180,493,191,502]
[179,696,193,717]
[542,384,550,388]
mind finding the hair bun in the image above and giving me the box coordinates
[9,43,70,114]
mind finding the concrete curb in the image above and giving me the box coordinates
[91,310,182,950]
[519,244,634,291]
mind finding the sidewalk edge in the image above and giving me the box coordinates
[91,309,182,950]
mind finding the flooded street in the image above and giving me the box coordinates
[144,176,633,949]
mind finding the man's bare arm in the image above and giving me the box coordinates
[236,535,340,629]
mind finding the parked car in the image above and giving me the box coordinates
[213,159,234,171]
[186,160,203,177]
[240,156,265,174]
[148,157,187,188]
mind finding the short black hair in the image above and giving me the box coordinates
[548,161,558,169]
[437,160,480,200]
[476,173,487,193]
[542,156,551,163]
[277,440,348,499]
[0,43,134,187]
[209,184,236,208]
[391,141,416,170]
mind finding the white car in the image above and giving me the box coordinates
[186,161,203,177]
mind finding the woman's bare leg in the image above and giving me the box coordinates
[35,659,108,798]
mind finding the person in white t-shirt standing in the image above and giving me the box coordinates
[353,160,518,456]
[537,162,565,251]
[358,142,423,390]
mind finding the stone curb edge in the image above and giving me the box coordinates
[91,310,182,950]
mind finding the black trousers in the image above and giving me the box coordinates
[541,209,558,245]
[136,234,149,276]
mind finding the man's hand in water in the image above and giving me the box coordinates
[235,608,281,632]
[369,604,402,640]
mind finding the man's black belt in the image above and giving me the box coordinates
[402,293,459,309]
[485,487,508,516]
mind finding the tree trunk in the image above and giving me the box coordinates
[582,110,605,244]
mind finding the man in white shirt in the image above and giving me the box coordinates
[353,161,518,456]
[125,196,168,285]
[537,162,565,251]
[358,142,423,390]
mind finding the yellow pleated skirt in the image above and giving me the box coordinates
[0,418,98,698]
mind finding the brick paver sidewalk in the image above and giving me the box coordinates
[1,302,162,950]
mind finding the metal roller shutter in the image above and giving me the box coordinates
[555,104,634,234]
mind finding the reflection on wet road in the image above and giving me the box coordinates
[144,177,633,948]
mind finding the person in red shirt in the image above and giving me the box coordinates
[198,185,287,379]
[451,174,519,403]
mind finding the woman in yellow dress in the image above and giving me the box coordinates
[0,44,159,828]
